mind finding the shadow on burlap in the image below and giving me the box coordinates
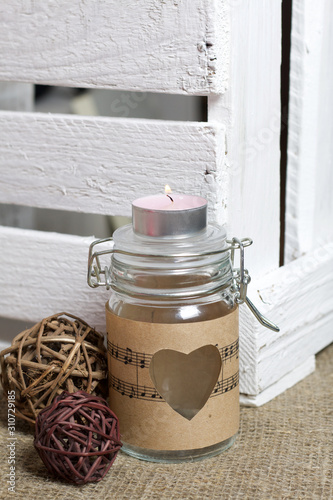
[0,344,332,500]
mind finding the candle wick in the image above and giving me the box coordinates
[166,194,174,202]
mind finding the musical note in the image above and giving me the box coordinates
[129,385,137,398]
[220,339,239,362]
[139,355,146,369]
[115,378,125,396]
[110,343,119,359]
[124,347,133,365]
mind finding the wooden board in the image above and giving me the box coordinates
[208,0,282,277]
[0,226,109,332]
[0,83,35,229]
[240,356,316,407]
[0,0,225,95]
[239,241,333,404]
[0,111,225,223]
[285,0,333,262]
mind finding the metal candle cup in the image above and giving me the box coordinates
[132,194,207,237]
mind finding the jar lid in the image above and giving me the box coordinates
[112,223,228,267]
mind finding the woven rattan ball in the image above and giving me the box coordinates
[0,313,108,424]
[34,390,122,484]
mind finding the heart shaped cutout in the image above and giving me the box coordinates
[149,345,221,420]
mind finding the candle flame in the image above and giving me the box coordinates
[164,185,172,195]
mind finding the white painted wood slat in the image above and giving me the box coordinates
[240,356,316,407]
[285,0,333,262]
[0,83,35,229]
[0,225,109,332]
[240,241,333,405]
[0,0,225,95]
[208,0,281,278]
[0,111,225,222]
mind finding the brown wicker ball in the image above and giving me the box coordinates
[34,390,122,484]
[0,313,108,424]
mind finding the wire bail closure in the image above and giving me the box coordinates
[229,238,280,332]
[87,236,279,332]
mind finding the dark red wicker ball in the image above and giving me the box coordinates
[34,390,122,484]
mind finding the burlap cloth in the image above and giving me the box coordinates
[0,344,332,500]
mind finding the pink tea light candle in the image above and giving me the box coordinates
[132,186,207,237]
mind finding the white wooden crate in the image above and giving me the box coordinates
[0,0,332,406]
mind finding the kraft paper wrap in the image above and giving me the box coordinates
[106,306,239,451]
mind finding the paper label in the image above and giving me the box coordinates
[106,306,239,451]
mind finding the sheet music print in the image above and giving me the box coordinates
[108,339,239,402]
[109,374,163,401]
[108,343,152,369]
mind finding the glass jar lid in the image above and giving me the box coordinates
[111,223,228,267]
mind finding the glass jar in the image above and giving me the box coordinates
[88,199,279,463]
[92,223,243,463]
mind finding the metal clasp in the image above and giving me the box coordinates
[229,237,279,332]
[87,237,114,290]
[229,237,252,304]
